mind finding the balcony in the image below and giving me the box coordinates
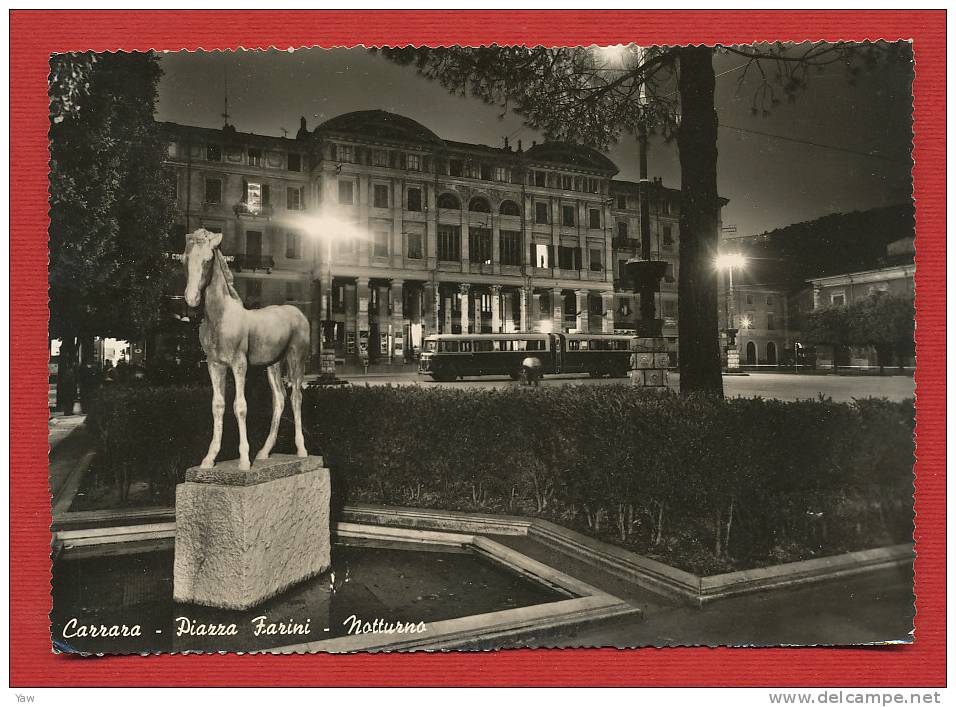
[233,202,274,219]
[229,254,275,273]
[612,236,641,250]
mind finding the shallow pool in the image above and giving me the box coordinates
[52,540,564,654]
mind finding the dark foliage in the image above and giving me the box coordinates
[84,384,914,574]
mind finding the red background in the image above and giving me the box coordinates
[10,10,945,687]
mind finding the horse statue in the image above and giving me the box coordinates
[183,228,309,470]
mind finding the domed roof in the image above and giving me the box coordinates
[524,141,618,174]
[316,110,445,147]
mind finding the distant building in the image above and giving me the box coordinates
[806,259,915,369]
[161,111,720,368]
[717,282,793,367]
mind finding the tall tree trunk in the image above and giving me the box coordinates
[676,47,723,397]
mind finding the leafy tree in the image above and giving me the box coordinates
[803,304,851,372]
[377,42,911,395]
[49,51,176,410]
[848,293,915,374]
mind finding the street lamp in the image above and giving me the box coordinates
[716,253,747,371]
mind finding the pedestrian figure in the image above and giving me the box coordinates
[521,356,542,388]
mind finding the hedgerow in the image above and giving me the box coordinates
[84,381,914,574]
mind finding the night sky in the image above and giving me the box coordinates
[155,45,914,239]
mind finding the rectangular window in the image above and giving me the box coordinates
[662,298,677,317]
[561,174,573,190]
[589,208,601,229]
[286,231,301,259]
[287,152,301,172]
[480,163,492,180]
[534,171,547,188]
[469,227,492,264]
[616,194,627,209]
[562,205,576,227]
[662,225,674,250]
[372,149,388,167]
[586,178,600,194]
[248,148,262,167]
[438,225,461,262]
[449,159,463,177]
[287,186,304,210]
[333,285,347,312]
[617,221,628,238]
[336,237,355,256]
[373,230,389,258]
[338,180,354,205]
[206,144,221,162]
[499,230,522,266]
[589,295,603,316]
[407,231,423,259]
[535,202,550,224]
[373,184,389,208]
[244,181,262,211]
[590,248,603,271]
[338,145,354,163]
[831,293,846,306]
[406,153,421,171]
[466,161,480,179]
[494,166,507,182]
[745,294,754,305]
[204,178,221,204]
[767,313,776,330]
[534,243,551,268]
[406,188,422,212]
[558,246,578,270]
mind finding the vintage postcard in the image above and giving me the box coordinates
[48,40,916,656]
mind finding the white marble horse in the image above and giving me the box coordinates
[183,228,309,470]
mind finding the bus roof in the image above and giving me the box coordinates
[423,333,551,340]
[422,333,634,340]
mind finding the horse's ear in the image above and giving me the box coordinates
[208,232,223,249]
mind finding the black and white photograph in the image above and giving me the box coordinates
[48,41,916,654]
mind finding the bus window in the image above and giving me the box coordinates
[460,341,473,353]
[475,340,493,352]
[568,340,580,351]
[528,339,545,351]
[425,340,438,352]
[492,340,502,351]
[440,341,460,353]
[613,340,628,350]
[514,340,526,351]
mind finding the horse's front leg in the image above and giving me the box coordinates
[201,362,227,468]
[232,358,251,470]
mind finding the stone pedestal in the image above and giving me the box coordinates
[174,454,331,610]
[629,337,669,388]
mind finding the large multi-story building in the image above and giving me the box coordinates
[162,111,705,368]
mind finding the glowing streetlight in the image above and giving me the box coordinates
[716,252,748,371]
[715,253,747,271]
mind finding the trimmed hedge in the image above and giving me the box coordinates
[84,380,914,574]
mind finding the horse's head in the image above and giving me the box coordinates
[183,228,223,307]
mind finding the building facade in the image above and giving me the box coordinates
[162,111,700,368]
[716,282,793,367]
[806,262,916,368]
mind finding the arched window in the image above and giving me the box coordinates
[437,192,461,210]
[499,200,521,216]
[766,341,778,365]
[469,196,491,213]
[746,341,757,366]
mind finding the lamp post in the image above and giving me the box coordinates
[716,253,746,371]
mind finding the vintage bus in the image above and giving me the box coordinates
[418,333,636,382]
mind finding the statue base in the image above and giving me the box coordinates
[173,454,331,610]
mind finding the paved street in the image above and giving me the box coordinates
[332,369,915,402]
